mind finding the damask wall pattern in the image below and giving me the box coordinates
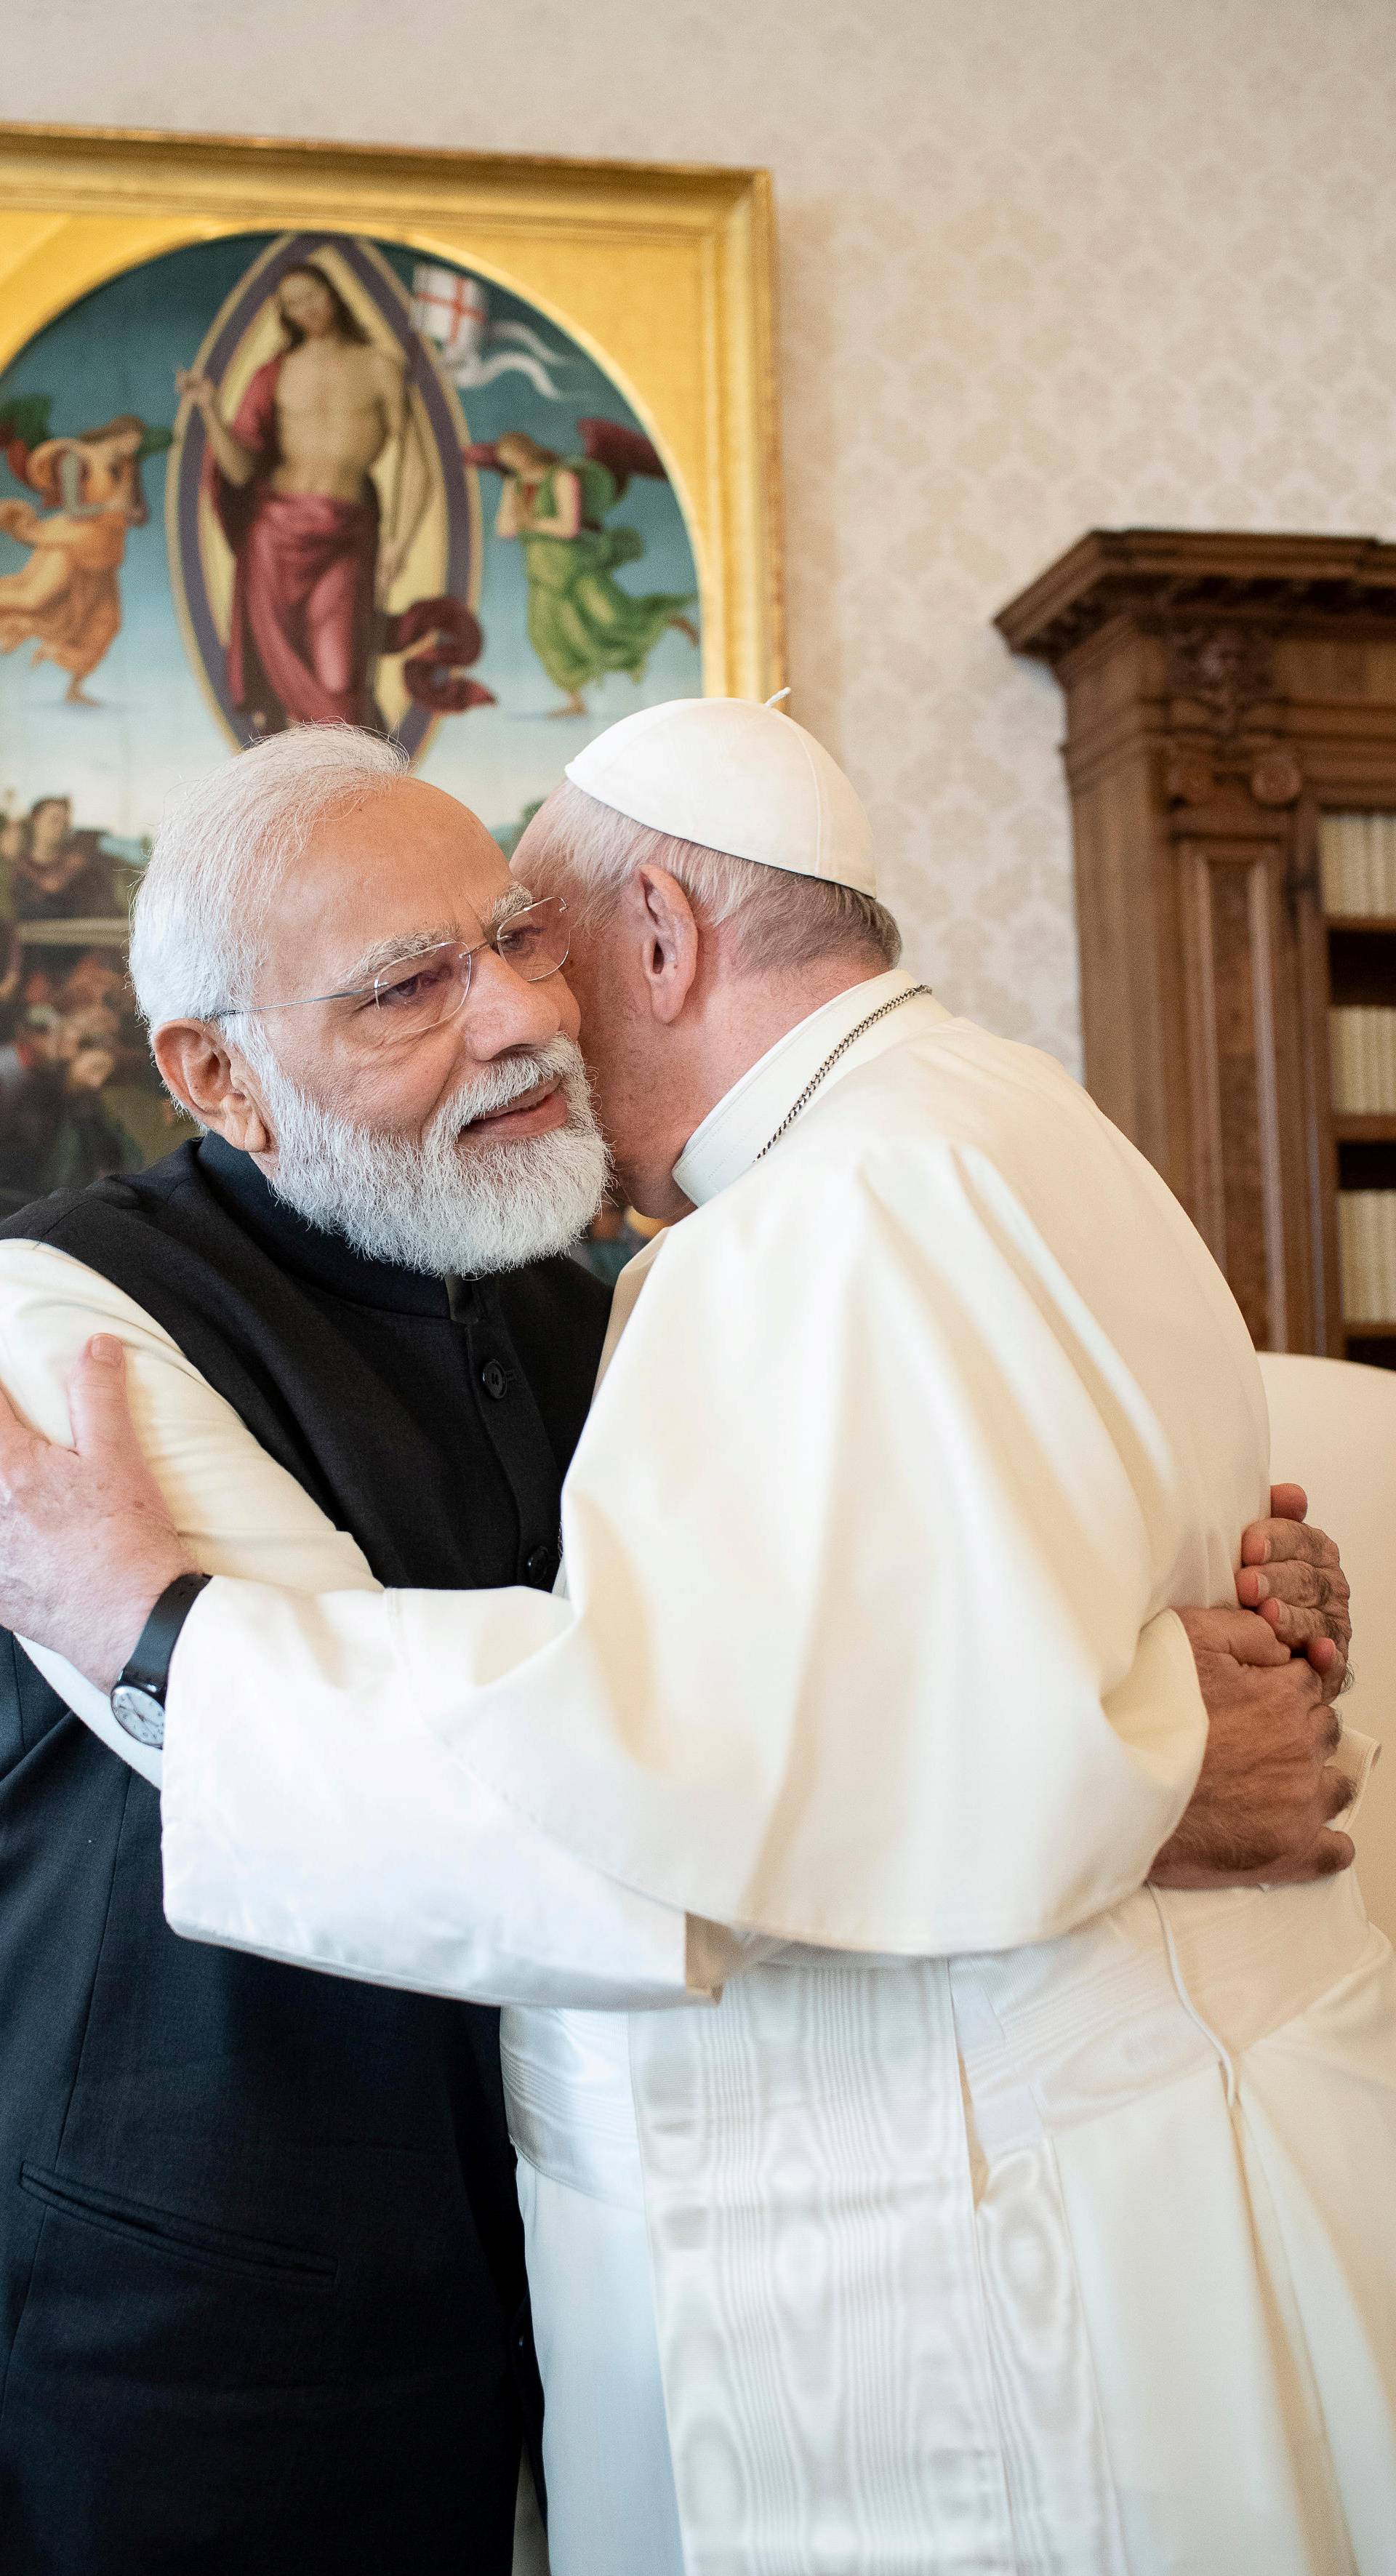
[11,0,1396,1070]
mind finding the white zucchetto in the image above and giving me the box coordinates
[563,696,877,897]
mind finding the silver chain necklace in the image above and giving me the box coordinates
[754,984,933,1162]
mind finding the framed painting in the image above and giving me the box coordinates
[0,122,782,1206]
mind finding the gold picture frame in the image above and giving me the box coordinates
[0,121,784,702]
[0,125,781,1208]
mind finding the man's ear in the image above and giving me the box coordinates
[152,1020,275,1155]
[633,864,700,1027]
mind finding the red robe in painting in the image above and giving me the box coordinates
[206,358,380,732]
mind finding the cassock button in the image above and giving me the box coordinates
[525,1545,556,1586]
[481,1359,509,1400]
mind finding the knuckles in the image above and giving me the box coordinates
[1265,1562,1350,1611]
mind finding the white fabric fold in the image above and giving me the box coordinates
[161,1578,701,2007]
[510,1874,1396,2574]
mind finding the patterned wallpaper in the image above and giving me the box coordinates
[12,0,1396,1069]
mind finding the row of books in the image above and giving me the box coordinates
[1329,1008,1396,1112]
[1338,1191,1396,1322]
[1311,822,1396,1324]
[1320,813,1396,918]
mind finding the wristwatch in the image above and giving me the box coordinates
[109,1572,213,1751]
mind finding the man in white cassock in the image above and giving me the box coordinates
[0,696,1389,2576]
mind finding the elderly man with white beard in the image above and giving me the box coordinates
[0,704,1384,2576]
[0,726,613,2576]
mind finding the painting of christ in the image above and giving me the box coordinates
[0,220,705,1179]
[172,235,491,755]
[1,225,702,816]
[182,262,420,732]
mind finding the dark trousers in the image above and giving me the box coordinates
[0,1695,529,2575]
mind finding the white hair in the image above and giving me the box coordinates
[126,726,609,1275]
[129,725,408,1028]
[516,779,902,976]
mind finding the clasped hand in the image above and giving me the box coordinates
[1152,1484,1355,1887]
[0,1336,193,1693]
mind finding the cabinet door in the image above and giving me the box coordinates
[1176,832,1322,1350]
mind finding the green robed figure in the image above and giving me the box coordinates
[488,427,698,715]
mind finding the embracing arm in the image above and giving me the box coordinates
[0,1180,1362,1962]
[0,1240,379,1784]
[0,1245,699,2007]
[1147,1473,1363,1888]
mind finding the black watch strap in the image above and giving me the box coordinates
[116,1572,213,1706]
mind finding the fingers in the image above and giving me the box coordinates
[69,1335,183,1536]
[1176,1603,1291,1667]
[1241,1517,1341,1571]
[1256,1576,1349,1638]
[0,1365,44,1473]
[1322,1758,1352,1820]
[1252,1829,1356,1885]
[1153,1816,1356,1889]
[1236,1522,1351,1680]
[1159,1638,1352,1888]
[1237,1545,1352,1687]
[1265,1482,1308,1525]
[1255,1595,1348,1654]
[1277,1648,1339,1752]
[1237,1555,1349,1613]
[67,1334,143,1465]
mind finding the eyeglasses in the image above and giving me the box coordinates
[214,896,570,1049]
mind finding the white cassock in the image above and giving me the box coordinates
[7,971,1394,2576]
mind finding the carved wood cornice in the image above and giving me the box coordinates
[995,529,1396,666]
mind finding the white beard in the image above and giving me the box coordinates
[251,1032,610,1276]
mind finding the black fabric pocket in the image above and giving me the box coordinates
[19,2162,337,2290]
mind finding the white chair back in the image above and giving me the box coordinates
[1258,1351,1396,1941]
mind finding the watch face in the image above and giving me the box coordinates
[110,1682,167,1750]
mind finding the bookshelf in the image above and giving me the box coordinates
[996,530,1396,1364]
[1322,816,1396,1363]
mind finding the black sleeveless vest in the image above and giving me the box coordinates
[0,1136,609,2576]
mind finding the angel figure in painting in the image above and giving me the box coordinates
[484,424,698,716]
[178,262,436,737]
[0,406,169,707]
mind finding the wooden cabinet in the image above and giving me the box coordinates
[996,531,1396,1362]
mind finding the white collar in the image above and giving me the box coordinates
[673,968,944,1208]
